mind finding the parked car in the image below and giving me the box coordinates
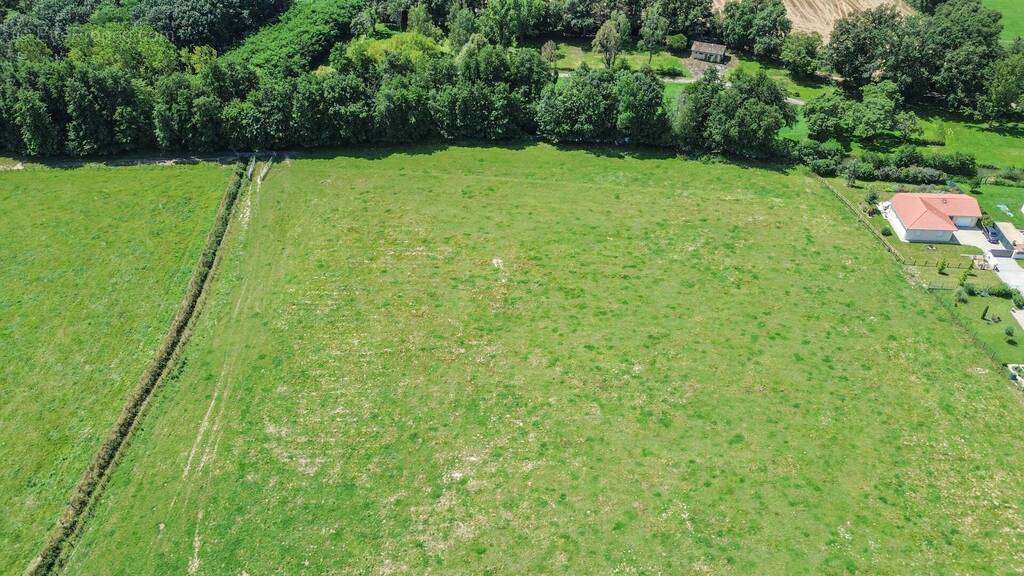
[985,226,1001,244]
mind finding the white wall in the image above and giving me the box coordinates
[953,216,978,228]
[906,229,954,243]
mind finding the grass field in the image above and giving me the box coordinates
[0,164,229,574]
[57,145,1024,575]
[984,0,1024,42]
[918,114,1024,169]
[534,38,691,77]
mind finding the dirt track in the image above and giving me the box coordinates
[712,0,913,40]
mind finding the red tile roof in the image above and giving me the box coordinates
[890,193,981,232]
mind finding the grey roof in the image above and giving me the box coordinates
[692,41,727,55]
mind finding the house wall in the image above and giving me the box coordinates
[953,216,978,228]
[906,229,954,243]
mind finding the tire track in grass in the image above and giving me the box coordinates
[25,158,254,576]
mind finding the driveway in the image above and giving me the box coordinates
[954,229,1024,292]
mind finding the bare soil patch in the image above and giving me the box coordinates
[712,0,913,40]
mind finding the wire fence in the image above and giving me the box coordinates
[818,176,1015,371]
[904,258,975,269]
[927,288,1006,366]
[818,178,907,265]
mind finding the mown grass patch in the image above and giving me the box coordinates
[64,144,1024,575]
[973,183,1024,227]
[534,37,690,77]
[0,163,228,574]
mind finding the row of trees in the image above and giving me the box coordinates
[825,0,1020,116]
[0,19,799,159]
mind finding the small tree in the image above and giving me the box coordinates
[1006,325,1016,341]
[594,20,622,68]
[407,3,441,38]
[937,259,948,275]
[780,31,822,78]
[541,40,558,64]
[447,6,476,50]
[958,269,970,287]
[638,4,669,64]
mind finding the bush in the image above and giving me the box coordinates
[1014,291,1024,309]
[922,151,977,176]
[847,160,876,180]
[890,144,924,168]
[955,287,969,304]
[881,224,893,236]
[665,34,688,53]
[809,157,839,177]
[652,63,687,77]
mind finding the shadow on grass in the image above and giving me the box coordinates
[13,138,799,176]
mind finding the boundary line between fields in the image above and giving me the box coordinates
[25,157,254,576]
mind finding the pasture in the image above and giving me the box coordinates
[0,164,229,574]
[59,145,1024,575]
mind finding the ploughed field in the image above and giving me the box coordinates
[712,0,913,39]
[50,145,1024,574]
[0,164,230,574]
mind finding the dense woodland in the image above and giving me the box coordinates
[0,0,1021,171]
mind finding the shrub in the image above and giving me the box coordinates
[864,190,879,205]
[955,287,969,304]
[922,151,977,176]
[847,160,875,180]
[665,34,688,52]
[890,144,924,168]
[881,224,893,236]
[1014,291,1024,309]
[1006,326,1015,340]
[809,158,839,177]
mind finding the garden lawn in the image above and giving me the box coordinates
[917,114,1024,169]
[0,163,229,575]
[537,38,690,77]
[64,145,1024,575]
[940,291,1024,365]
[973,184,1024,227]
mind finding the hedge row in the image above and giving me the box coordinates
[26,162,248,576]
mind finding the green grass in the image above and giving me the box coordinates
[973,184,1024,227]
[984,0,1024,42]
[61,144,1024,575]
[917,114,1024,169]
[0,163,228,574]
[731,56,832,102]
[940,291,1024,364]
[536,38,690,77]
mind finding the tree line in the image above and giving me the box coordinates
[0,0,1021,161]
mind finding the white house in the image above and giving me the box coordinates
[888,193,982,243]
